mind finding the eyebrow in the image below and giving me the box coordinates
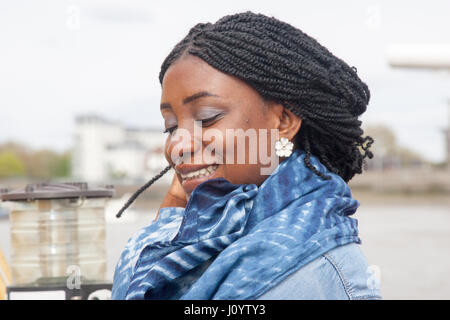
[160,91,219,110]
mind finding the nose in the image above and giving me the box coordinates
[165,122,202,165]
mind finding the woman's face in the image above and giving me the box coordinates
[160,54,301,197]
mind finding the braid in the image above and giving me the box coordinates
[159,11,374,182]
[116,165,171,218]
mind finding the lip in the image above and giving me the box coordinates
[175,163,220,195]
[175,163,215,175]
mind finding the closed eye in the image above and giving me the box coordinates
[163,113,225,135]
[163,126,177,134]
[199,113,225,127]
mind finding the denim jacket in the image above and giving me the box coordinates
[257,242,382,300]
[116,242,381,300]
[113,149,382,300]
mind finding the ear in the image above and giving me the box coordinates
[267,103,302,141]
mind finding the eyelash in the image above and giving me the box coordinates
[163,113,224,135]
[163,126,177,134]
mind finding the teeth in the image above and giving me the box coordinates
[180,165,218,180]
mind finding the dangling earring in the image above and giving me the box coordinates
[275,137,294,157]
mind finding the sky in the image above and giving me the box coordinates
[0,0,449,162]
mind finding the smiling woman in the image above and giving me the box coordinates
[159,53,302,197]
[111,11,380,300]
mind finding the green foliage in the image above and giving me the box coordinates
[0,142,71,179]
[50,151,71,177]
[0,152,26,178]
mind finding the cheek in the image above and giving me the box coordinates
[216,125,273,186]
[164,136,175,165]
[220,162,266,186]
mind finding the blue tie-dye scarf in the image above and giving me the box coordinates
[111,149,361,300]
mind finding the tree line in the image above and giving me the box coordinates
[0,142,71,179]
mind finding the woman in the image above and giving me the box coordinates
[112,11,381,300]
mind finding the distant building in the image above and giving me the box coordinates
[362,124,428,171]
[445,105,450,164]
[445,129,450,164]
[72,114,171,183]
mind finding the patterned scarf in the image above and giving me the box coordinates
[111,149,361,300]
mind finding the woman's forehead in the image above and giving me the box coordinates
[161,55,262,106]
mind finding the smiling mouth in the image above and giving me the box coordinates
[179,164,219,182]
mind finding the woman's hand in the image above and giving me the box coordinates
[154,172,187,221]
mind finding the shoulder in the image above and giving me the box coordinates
[257,243,382,300]
[111,209,185,299]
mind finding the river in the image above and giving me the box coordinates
[0,203,449,299]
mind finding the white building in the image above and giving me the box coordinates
[445,105,450,164]
[72,114,171,184]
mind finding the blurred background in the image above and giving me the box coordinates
[0,0,449,299]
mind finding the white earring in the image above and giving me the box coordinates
[275,137,294,157]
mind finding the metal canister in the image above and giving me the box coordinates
[0,182,114,287]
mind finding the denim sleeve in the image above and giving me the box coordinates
[257,243,382,300]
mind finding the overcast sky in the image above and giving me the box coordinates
[0,0,449,162]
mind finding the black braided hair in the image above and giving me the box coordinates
[116,165,171,218]
[160,11,373,181]
[117,11,374,217]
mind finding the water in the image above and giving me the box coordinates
[1,204,449,299]
[356,204,450,299]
